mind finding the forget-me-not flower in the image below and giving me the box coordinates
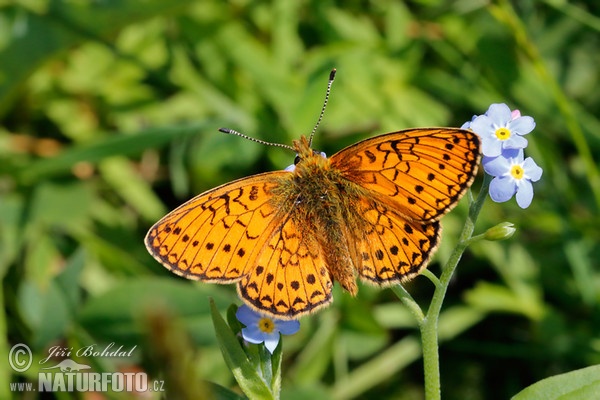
[484,148,543,209]
[469,103,535,157]
[466,103,543,208]
[236,305,300,354]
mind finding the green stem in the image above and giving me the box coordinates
[421,269,442,289]
[391,285,425,324]
[420,174,491,400]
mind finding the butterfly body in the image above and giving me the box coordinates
[146,128,481,319]
[273,136,361,296]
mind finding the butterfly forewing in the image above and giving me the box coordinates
[145,172,288,281]
[330,128,481,222]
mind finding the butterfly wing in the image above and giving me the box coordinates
[330,128,481,222]
[145,171,333,318]
[237,213,333,319]
[350,196,441,285]
[330,128,480,285]
[145,172,289,281]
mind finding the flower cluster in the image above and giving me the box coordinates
[236,305,300,354]
[463,103,543,208]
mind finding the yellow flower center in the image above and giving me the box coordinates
[258,318,275,333]
[510,165,524,180]
[495,127,511,141]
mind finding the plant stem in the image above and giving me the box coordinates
[420,174,491,400]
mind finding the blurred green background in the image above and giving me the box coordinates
[1,0,599,399]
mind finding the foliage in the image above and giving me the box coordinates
[1,0,599,399]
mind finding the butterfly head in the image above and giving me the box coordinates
[286,136,328,173]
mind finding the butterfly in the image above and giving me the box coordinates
[145,72,481,319]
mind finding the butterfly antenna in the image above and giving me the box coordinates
[218,127,295,151]
[308,68,336,146]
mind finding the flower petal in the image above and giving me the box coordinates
[515,180,534,208]
[523,157,543,181]
[483,154,510,176]
[276,319,300,335]
[461,115,478,129]
[469,115,494,137]
[489,176,517,202]
[481,138,503,157]
[241,326,266,344]
[236,305,260,326]
[504,134,528,150]
[508,116,536,135]
[502,147,524,162]
[486,103,512,126]
[263,334,280,354]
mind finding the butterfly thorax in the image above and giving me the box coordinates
[271,136,360,296]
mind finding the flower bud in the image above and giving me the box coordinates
[484,222,516,241]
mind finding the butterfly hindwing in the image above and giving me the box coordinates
[238,210,334,319]
[331,128,481,221]
[351,197,441,284]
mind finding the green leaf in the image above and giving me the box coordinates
[18,279,71,350]
[209,299,275,400]
[269,337,283,396]
[98,156,166,221]
[28,181,93,230]
[53,247,86,313]
[511,365,600,400]
[78,278,235,347]
[208,382,248,400]
[24,233,60,290]
[18,247,87,349]
[226,304,243,336]
[0,193,25,277]
[281,384,331,400]
[463,281,545,320]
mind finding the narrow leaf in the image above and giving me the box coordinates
[512,364,600,400]
[209,299,274,400]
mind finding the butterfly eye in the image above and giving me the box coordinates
[294,155,301,165]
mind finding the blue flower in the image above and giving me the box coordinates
[461,115,477,130]
[483,148,543,209]
[235,305,300,354]
[469,103,535,157]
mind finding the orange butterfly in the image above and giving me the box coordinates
[146,71,481,319]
